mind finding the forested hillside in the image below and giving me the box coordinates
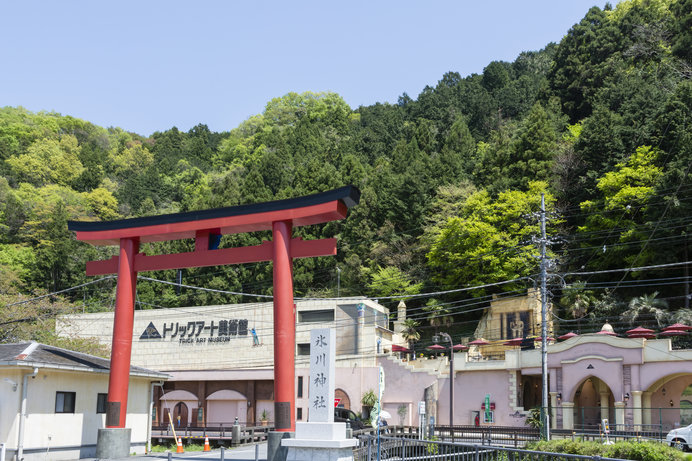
[1,0,691,348]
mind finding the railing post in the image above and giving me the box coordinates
[220,446,225,461]
[474,444,480,461]
[401,437,405,460]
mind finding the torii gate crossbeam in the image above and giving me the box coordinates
[68,186,359,446]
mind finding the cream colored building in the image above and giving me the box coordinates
[58,297,401,426]
[0,342,167,461]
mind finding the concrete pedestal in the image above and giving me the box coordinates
[282,422,357,461]
[268,431,295,461]
[95,428,131,459]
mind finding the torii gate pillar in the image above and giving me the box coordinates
[69,186,359,459]
[272,220,295,431]
[107,237,139,428]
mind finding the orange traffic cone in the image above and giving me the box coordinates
[176,437,184,453]
[203,436,211,452]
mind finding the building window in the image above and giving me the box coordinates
[297,343,310,356]
[298,309,334,323]
[97,393,107,414]
[297,407,303,420]
[56,391,76,413]
[297,376,304,398]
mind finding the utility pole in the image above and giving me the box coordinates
[435,332,454,437]
[540,193,550,440]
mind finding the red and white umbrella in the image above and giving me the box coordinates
[660,329,688,337]
[452,344,469,351]
[664,323,692,332]
[427,344,446,351]
[626,326,655,335]
[628,333,656,339]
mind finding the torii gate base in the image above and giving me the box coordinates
[68,187,359,460]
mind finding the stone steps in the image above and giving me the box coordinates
[385,354,448,378]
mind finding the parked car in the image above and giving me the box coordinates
[667,424,692,451]
[334,407,366,430]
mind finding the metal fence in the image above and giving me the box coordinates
[555,406,686,434]
[354,435,629,461]
[151,423,273,445]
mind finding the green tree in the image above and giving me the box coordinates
[558,282,597,333]
[6,135,85,186]
[426,182,557,294]
[622,292,668,327]
[577,145,664,270]
[400,319,421,354]
[548,5,625,121]
[423,299,453,333]
[508,103,560,189]
[366,266,422,299]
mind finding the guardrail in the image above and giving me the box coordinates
[151,424,273,445]
[354,435,629,461]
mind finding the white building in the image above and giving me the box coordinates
[0,342,168,461]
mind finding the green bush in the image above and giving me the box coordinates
[526,439,687,461]
[150,442,207,452]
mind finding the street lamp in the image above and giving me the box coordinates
[433,332,454,436]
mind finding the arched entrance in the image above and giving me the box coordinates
[521,375,542,410]
[335,388,350,409]
[573,376,613,430]
[160,390,198,427]
[173,402,189,428]
[645,374,692,430]
[207,389,248,425]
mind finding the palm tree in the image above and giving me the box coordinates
[401,318,421,357]
[622,292,668,327]
[559,282,596,333]
[423,299,453,334]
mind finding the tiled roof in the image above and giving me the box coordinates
[0,342,168,379]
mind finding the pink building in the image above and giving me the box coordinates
[380,332,692,431]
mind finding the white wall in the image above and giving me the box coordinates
[0,367,153,461]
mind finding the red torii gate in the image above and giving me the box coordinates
[68,186,359,436]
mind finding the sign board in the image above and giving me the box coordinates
[139,319,250,344]
[602,419,610,434]
[308,328,335,423]
[378,366,385,399]
[334,398,341,407]
[484,394,491,422]
[418,401,426,415]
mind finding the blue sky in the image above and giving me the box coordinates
[0,1,611,136]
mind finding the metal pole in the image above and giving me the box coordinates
[441,332,454,439]
[540,193,550,440]
[336,266,341,297]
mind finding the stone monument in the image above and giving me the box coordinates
[282,328,357,461]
